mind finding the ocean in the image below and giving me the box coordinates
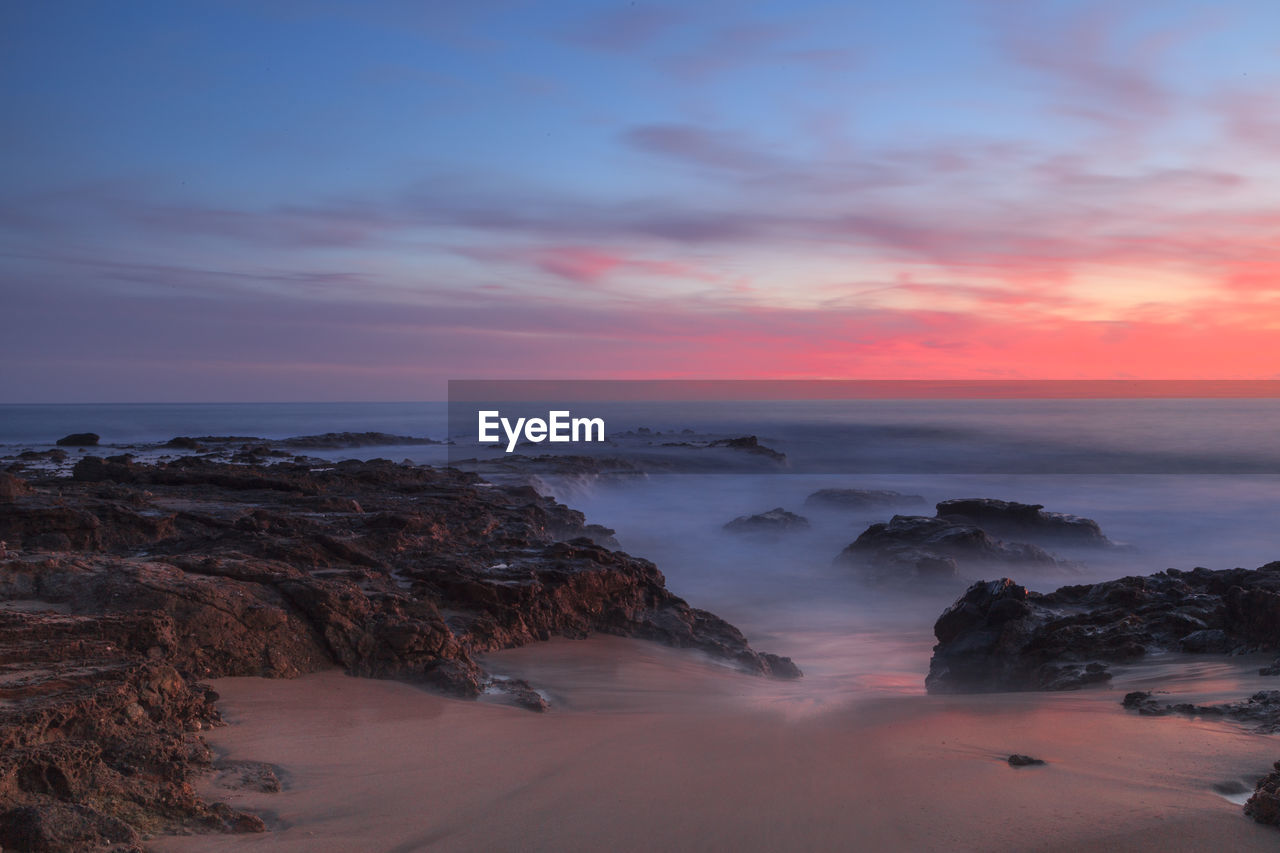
[5,398,1280,708]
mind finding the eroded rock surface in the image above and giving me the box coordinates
[723,507,810,535]
[0,458,798,848]
[804,488,926,511]
[935,499,1111,546]
[1122,690,1280,733]
[837,516,1059,584]
[926,564,1280,693]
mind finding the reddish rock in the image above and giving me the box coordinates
[0,457,800,847]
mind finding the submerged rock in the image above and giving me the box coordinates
[837,516,1059,584]
[935,499,1111,546]
[55,432,99,447]
[1123,690,1280,733]
[927,564,1280,694]
[705,435,787,462]
[723,507,810,535]
[804,488,926,510]
[280,431,441,449]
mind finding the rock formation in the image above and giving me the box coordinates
[0,457,799,848]
[926,564,1280,693]
[723,507,810,535]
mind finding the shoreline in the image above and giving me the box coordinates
[153,640,1278,852]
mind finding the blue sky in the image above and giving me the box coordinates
[3,1,1280,401]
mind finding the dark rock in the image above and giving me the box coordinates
[1179,628,1230,653]
[15,449,69,463]
[928,564,1280,693]
[1123,690,1280,733]
[582,523,621,549]
[838,516,1058,584]
[486,678,550,712]
[55,433,100,447]
[706,436,787,462]
[804,488,927,510]
[1007,754,1046,766]
[926,578,1115,692]
[165,436,203,450]
[1260,658,1280,676]
[759,652,803,679]
[1246,761,1280,826]
[723,507,810,535]
[280,431,440,449]
[1122,691,1169,716]
[935,499,1111,546]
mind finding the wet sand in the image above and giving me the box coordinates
[153,637,1278,852]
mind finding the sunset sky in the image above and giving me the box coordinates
[3,0,1280,401]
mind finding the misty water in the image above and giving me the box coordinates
[5,399,1280,711]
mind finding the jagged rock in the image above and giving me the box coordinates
[804,488,926,510]
[1261,658,1280,676]
[935,499,1111,545]
[582,523,621,549]
[1122,691,1170,716]
[1123,690,1280,733]
[485,678,550,713]
[927,564,1280,693]
[1179,628,1230,653]
[925,578,1116,692]
[723,507,810,535]
[0,457,799,845]
[1008,754,1046,766]
[837,516,1058,584]
[55,433,100,447]
[1246,761,1280,826]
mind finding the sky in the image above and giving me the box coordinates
[2,0,1280,402]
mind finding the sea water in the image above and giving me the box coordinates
[4,398,1280,704]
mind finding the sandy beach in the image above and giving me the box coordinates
[153,637,1278,853]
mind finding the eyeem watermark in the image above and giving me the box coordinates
[478,410,605,453]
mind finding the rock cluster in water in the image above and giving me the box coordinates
[834,498,1111,584]
[1122,690,1280,733]
[723,507,810,535]
[935,499,1112,546]
[804,488,926,510]
[926,564,1280,693]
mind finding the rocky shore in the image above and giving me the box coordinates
[926,566,1280,829]
[0,457,797,850]
[926,565,1280,694]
